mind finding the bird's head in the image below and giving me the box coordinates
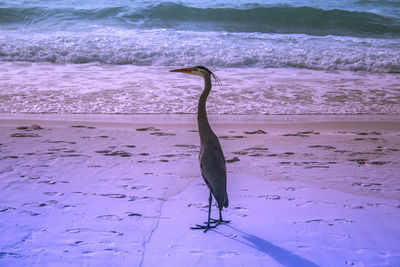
[170,66,221,85]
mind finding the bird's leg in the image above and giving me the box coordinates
[218,208,230,224]
[206,189,212,225]
[210,209,230,225]
[201,192,220,225]
[191,190,217,232]
[203,190,213,232]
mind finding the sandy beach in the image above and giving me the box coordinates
[1,0,400,265]
[0,114,399,266]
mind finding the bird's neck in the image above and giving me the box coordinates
[198,74,212,141]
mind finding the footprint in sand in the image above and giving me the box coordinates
[351,182,382,187]
[11,133,40,138]
[18,210,41,216]
[334,218,353,224]
[61,153,85,158]
[219,135,245,140]
[299,218,353,226]
[150,132,176,136]
[37,200,58,207]
[174,144,199,149]
[38,180,57,185]
[344,204,364,209]
[309,145,336,150]
[96,150,132,157]
[304,219,325,224]
[366,203,382,207]
[1,155,19,159]
[47,140,77,145]
[218,251,239,257]
[100,193,127,199]
[136,127,160,132]
[0,252,22,258]
[71,125,96,129]
[130,185,151,191]
[69,240,84,246]
[354,131,382,136]
[304,165,330,169]
[17,125,44,131]
[96,215,123,221]
[66,228,84,234]
[353,137,385,142]
[370,161,390,165]
[282,131,319,137]
[43,191,58,196]
[258,195,281,200]
[127,212,142,217]
[297,245,310,251]
[0,207,16,213]
[227,157,240,163]
[244,130,267,134]
[349,159,368,165]
[65,228,123,236]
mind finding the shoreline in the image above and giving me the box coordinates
[1,112,400,124]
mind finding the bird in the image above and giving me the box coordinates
[170,66,229,232]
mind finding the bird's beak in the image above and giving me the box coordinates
[169,67,193,74]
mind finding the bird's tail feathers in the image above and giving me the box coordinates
[223,194,229,208]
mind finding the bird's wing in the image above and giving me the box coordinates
[200,135,227,208]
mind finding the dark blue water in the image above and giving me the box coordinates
[0,0,399,72]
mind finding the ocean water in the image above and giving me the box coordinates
[0,0,399,115]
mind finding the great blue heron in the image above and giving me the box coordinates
[170,66,229,232]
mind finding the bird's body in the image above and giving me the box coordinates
[197,72,228,211]
[170,66,229,232]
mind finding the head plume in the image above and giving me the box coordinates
[195,66,222,86]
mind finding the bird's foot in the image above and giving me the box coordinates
[200,218,229,224]
[209,218,230,226]
[191,218,230,232]
[191,223,217,233]
[206,218,219,224]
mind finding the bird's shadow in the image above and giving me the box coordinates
[216,225,320,267]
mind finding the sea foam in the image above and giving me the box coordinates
[1,63,399,115]
[0,29,399,73]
